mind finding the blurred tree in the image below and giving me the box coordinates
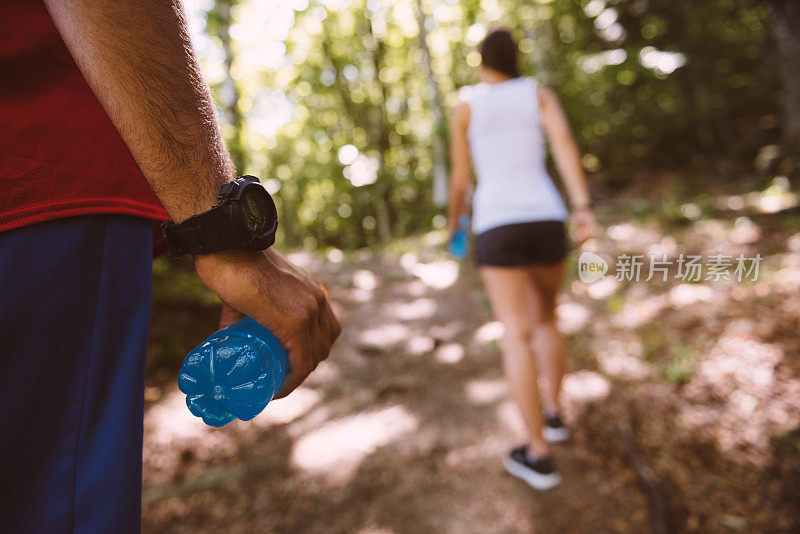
[765,0,800,154]
[534,0,779,180]
[414,0,448,206]
[192,0,784,249]
[206,0,246,170]
[368,13,395,243]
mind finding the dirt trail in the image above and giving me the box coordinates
[142,215,800,533]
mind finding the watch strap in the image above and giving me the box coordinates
[161,209,230,256]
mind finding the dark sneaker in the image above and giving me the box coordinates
[503,446,562,490]
[543,414,570,443]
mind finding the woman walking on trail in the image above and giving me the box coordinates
[447,28,595,490]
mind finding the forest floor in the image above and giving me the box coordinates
[142,182,800,533]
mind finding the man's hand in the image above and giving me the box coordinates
[195,249,340,398]
[45,0,341,394]
[218,302,245,329]
[44,0,235,223]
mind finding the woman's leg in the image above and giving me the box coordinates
[526,261,567,415]
[480,266,550,457]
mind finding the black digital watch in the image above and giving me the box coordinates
[160,175,278,257]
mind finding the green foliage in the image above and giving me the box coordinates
[640,327,667,361]
[663,343,696,385]
[605,292,627,313]
[152,257,219,306]
[149,257,222,376]
[194,0,781,249]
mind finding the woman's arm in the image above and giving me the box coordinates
[447,102,472,235]
[538,86,595,245]
[538,86,590,208]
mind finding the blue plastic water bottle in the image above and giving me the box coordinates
[178,317,289,427]
[448,215,470,259]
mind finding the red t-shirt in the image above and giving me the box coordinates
[0,0,168,234]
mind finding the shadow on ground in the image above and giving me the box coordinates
[143,192,800,533]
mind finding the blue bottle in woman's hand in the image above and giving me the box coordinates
[178,317,289,427]
[448,215,471,259]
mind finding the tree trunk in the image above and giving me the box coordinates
[210,0,246,170]
[321,36,370,132]
[767,0,800,153]
[415,0,448,206]
[369,21,393,244]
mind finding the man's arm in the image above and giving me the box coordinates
[44,0,230,222]
[45,0,340,396]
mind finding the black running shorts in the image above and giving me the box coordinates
[476,220,568,267]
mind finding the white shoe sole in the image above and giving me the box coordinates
[503,457,562,490]
[543,426,570,443]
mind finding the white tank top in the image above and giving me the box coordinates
[464,77,568,234]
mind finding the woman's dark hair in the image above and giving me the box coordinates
[479,29,521,78]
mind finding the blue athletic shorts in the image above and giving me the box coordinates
[0,215,153,534]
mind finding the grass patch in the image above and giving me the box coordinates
[663,343,697,385]
[641,328,668,362]
[605,293,627,314]
[771,427,800,458]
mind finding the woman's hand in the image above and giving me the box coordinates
[447,102,471,240]
[445,218,459,239]
[570,206,596,247]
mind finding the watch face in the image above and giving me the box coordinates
[240,187,274,235]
